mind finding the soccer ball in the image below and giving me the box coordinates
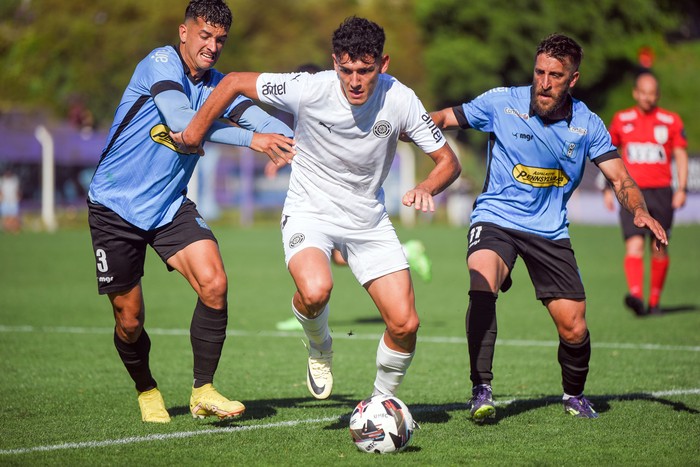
[349,394,415,454]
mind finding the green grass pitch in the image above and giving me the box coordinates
[1,222,698,465]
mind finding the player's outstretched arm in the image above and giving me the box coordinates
[430,108,462,131]
[170,72,295,163]
[182,72,262,146]
[402,144,461,212]
[598,157,668,248]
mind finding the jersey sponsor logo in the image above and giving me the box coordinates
[654,125,668,145]
[512,164,569,187]
[319,121,334,133]
[513,132,533,142]
[476,87,509,99]
[291,74,302,81]
[618,109,637,122]
[289,233,305,248]
[372,120,392,138]
[504,107,529,120]
[626,143,666,164]
[568,126,587,136]
[421,113,443,143]
[151,50,169,63]
[261,81,286,96]
[98,276,114,284]
[656,112,674,125]
[149,124,189,154]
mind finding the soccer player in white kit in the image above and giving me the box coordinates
[174,16,461,400]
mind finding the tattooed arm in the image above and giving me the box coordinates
[598,157,668,247]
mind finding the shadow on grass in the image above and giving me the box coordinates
[167,393,360,426]
[166,390,698,427]
[658,303,699,315]
[488,392,699,423]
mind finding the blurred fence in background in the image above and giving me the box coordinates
[1,119,698,231]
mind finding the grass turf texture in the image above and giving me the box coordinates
[1,223,698,465]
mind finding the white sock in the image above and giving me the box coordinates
[292,301,332,352]
[372,334,414,396]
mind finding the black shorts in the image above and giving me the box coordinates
[619,187,673,240]
[88,198,217,295]
[467,222,585,301]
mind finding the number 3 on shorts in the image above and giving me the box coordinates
[96,248,109,273]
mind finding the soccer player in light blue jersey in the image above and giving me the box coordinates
[431,34,668,421]
[87,0,294,423]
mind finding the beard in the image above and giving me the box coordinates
[530,85,569,119]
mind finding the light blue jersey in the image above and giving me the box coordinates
[89,45,290,230]
[456,86,617,240]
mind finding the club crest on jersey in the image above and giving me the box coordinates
[654,125,668,145]
[150,124,189,154]
[372,120,392,138]
[562,141,577,159]
[512,164,569,187]
[289,233,305,248]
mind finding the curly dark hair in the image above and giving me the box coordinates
[185,0,232,31]
[536,34,583,71]
[332,16,385,63]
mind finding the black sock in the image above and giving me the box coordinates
[558,330,591,396]
[114,329,157,393]
[191,298,228,388]
[466,290,498,387]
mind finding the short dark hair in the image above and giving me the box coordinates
[296,63,322,74]
[185,0,232,31]
[332,16,385,63]
[536,34,583,71]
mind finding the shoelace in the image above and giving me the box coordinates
[309,356,332,377]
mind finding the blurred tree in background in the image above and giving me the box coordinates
[0,0,697,150]
[0,0,423,127]
[416,0,684,106]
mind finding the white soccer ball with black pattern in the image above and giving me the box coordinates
[349,394,415,454]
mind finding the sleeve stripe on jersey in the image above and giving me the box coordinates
[592,150,621,167]
[227,100,254,123]
[150,80,185,98]
[96,95,150,166]
[452,106,472,129]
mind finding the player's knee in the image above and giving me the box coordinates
[386,313,420,343]
[297,281,333,313]
[116,317,143,343]
[197,270,228,305]
[559,324,588,344]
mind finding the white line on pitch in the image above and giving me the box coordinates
[1,388,699,456]
[0,324,699,352]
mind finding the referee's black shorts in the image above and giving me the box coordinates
[619,187,674,240]
[467,222,585,302]
[88,198,217,295]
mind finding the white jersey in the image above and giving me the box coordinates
[256,70,446,229]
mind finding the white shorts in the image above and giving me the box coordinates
[280,213,408,286]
